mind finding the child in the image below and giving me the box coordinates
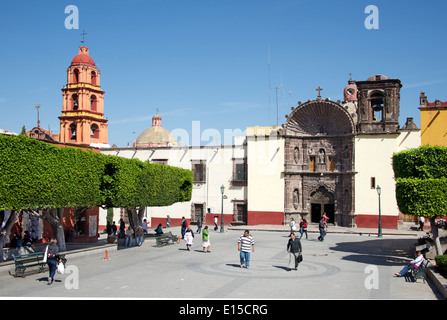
[184,227,194,251]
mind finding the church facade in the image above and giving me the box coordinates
[100,74,421,230]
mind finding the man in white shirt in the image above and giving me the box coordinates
[418,216,425,231]
[395,251,424,277]
[238,230,255,268]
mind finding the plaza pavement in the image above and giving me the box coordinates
[0,223,444,300]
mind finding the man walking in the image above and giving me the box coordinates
[238,230,255,268]
[287,232,302,271]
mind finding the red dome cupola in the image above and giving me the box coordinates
[71,46,96,67]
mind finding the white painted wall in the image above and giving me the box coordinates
[354,134,400,218]
[246,127,284,213]
[100,143,247,226]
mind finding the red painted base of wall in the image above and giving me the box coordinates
[247,211,284,225]
[151,214,234,229]
[151,211,284,227]
[355,214,398,229]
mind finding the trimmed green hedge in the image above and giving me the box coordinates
[393,145,447,179]
[435,255,447,276]
[0,134,104,210]
[100,155,192,208]
[393,146,447,219]
[395,178,447,217]
[0,134,192,211]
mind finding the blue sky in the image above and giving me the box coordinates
[1,0,446,147]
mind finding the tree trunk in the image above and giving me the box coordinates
[55,208,66,252]
[40,208,67,252]
[126,207,146,230]
[430,217,443,256]
[0,210,19,262]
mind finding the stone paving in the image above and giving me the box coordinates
[0,225,443,300]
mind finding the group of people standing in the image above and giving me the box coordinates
[181,216,211,252]
[105,218,149,247]
[289,214,329,242]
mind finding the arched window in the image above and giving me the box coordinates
[90,124,99,139]
[91,71,97,86]
[73,69,80,83]
[72,94,79,110]
[370,91,384,121]
[90,95,97,111]
[69,123,77,140]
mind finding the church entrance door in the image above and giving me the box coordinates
[310,186,334,223]
[311,204,322,223]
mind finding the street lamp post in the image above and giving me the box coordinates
[220,185,225,233]
[376,185,383,238]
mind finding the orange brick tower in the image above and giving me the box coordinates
[59,46,108,145]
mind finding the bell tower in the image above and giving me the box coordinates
[356,74,402,134]
[59,46,108,145]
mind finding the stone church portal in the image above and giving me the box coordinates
[282,96,356,227]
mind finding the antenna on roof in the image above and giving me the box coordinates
[35,104,41,128]
[268,44,271,126]
[80,30,87,44]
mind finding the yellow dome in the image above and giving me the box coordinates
[135,114,178,147]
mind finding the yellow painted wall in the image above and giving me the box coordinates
[420,108,447,146]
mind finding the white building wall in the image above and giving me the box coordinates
[100,143,246,228]
[354,134,401,227]
[246,127,285,224]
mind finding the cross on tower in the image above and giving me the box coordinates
[316,86,323,97]
[80,30,87,44]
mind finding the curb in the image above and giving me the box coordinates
[0,237,159,278]
[427,266,447,299]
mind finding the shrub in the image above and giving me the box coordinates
[393,145,447,180]
[0,134,104,210]
[435,255,447,276]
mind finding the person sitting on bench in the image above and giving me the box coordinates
[154,224,163,235]
[394,251,424,277]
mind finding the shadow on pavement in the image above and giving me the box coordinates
[330,238,416,266]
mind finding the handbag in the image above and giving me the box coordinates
[296,253,303,264]
[57,261,65,274]
[42,245,49,263]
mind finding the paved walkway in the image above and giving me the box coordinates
[0,224,444,300]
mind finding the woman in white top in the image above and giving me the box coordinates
[395,251,424,277]
[290,218,297,232]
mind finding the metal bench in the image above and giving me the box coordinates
[10,252,46,278]
[404,259,430,283]
[412,260,430,283]
[155,231,178,247]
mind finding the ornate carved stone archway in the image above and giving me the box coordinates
[282,98,356,227]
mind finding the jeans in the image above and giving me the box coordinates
[288,252,299,269]
[399,264,416,276]
[126,236,133,246]
[300,228,308,239]
[136,236,143,246]
[47,259,58,280]
[240,251,251,267]
[319,228,326,241]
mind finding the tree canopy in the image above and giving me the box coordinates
[393,145,447,218]
[0,134,193,211]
